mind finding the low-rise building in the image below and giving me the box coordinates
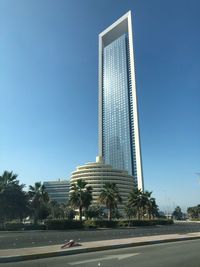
[70,156,134,212]
[43,180,70,204]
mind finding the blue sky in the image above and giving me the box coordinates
[0,0,199,212]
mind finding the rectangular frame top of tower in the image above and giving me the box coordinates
[99,11,131,47]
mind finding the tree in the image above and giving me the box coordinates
[69,179,93,221]
[172,206,183,220]
[98,182,122,221]
[187,205,200,220]
[28,182,49,224]
[126,189,159,220]
[0,171,18,192]
[124,202,137,222]
[48,200,65,219]
[126,189,143,219]
[137,190,150,219]
[48,202,75,220]
[85,205,104,220]
[146,197,159,219]
[111,208,123,219]
[0,171,30,223]
[63,204,76,220]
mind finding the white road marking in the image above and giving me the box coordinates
[69,253,141,265]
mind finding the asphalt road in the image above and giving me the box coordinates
[0,221,200,250]
[1,239,200,267]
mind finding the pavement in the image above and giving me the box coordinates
[1,231,200,263]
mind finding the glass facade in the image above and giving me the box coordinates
[99,11,144,190]
[43,181,70,204]
[102,34,136,178]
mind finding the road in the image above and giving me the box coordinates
[0,222,200,249]
[1,239,200,267]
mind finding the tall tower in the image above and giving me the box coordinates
[98,11,144,191]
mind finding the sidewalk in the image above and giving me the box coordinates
[1,232,200,263]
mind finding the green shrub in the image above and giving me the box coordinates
[118,220,143,227]
[154,219,174,225]
[84,220,97,229]
[2,223,47,231]
[96,220,118,228]
[118,219,173,227]
[0,219,173,231]
[0,224,5,231]
[4,222,24,231]
[84,220,118,228]
[117,220,130,227]
[45,219,84,230]
[23,224,46,230]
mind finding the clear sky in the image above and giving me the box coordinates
[0,0,199,212]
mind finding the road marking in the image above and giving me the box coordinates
[69,253,140,265]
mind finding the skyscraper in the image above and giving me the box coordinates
[98,11,144,190]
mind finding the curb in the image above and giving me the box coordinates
[1,235,200,263]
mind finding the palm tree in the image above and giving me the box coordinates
[142,190,152,219]
[69,179,93,221]
[28,182,49,224]
[0,171,18,193]
[127,188,143,219]
[127,189,159,220]
[98,182,122,221]
[142,191,160,219]
[124,202,137,221]
[146,197,159,219]
[0,171,29,223]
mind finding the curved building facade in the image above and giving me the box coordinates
[70,156,134,211]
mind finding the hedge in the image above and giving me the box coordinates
[0,219,173,231]
[0,223,46,231]
[83,219,173,229]
[45,219,84,230]
[118,219,174,227]
[4,222,24,231]
[84,220,118,229]
[23,224,46,230]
